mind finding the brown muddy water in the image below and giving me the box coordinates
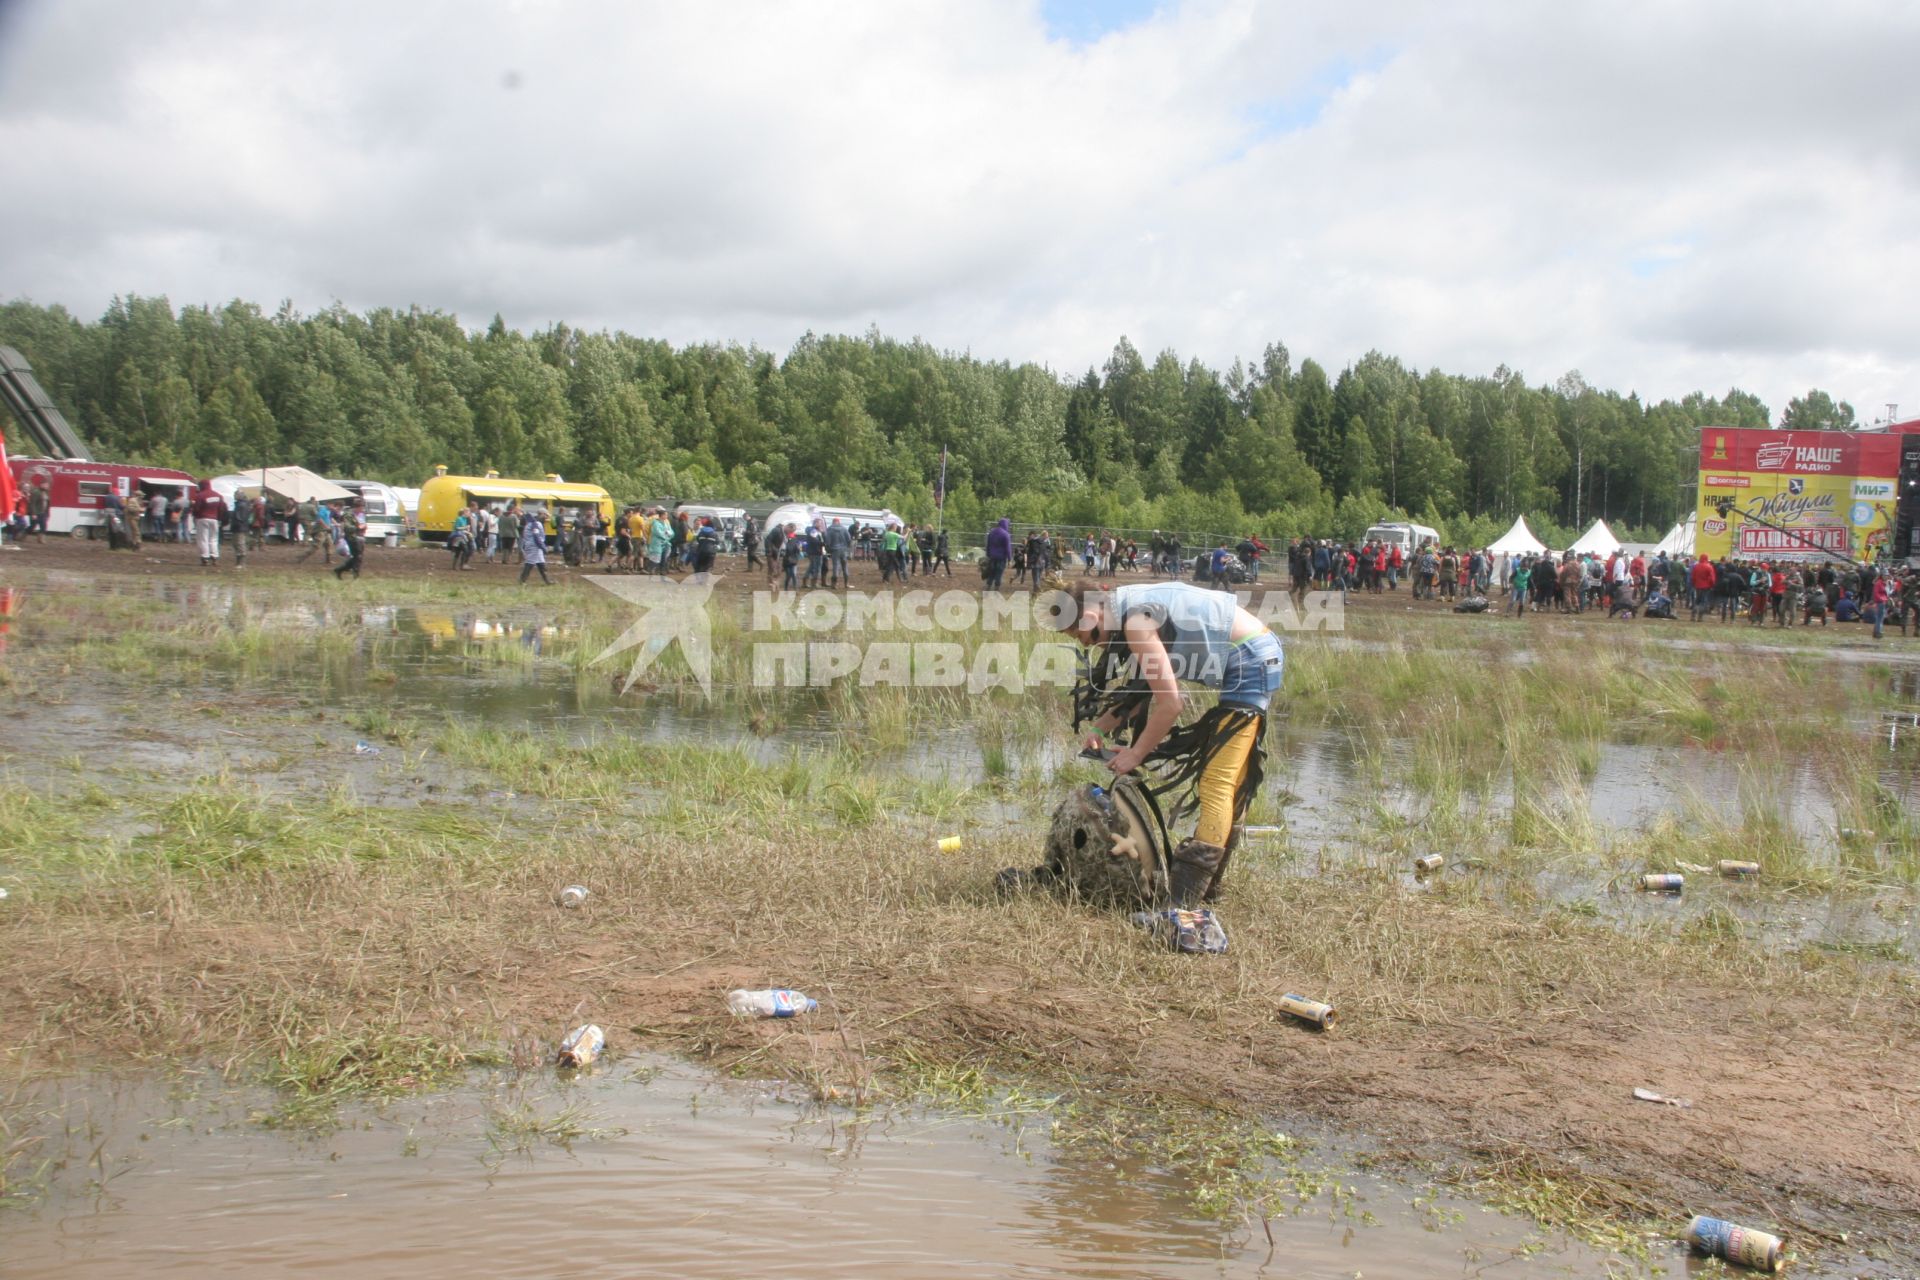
[7,586,1919,966]
[7,1060,1627,1279]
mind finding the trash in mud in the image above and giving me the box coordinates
[1632,1086,1693,1108]
[726,988,817,1018]
[1718,860,1761,877]
[1685,1214,1783,1272]
[1243,824,1282,836]
[1414,854,1445,874]
[1129,908,1229,955]
[1839,827,1875,841]
[556,884,589,909]
[937,835,963,854]
[1277,993,1338,1030]
[353,740,381,756]
[1640,873,1685,892]
[555,1024,605,1068]
[485,789,517,800]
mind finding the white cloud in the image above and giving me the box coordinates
[0,0,1915,420]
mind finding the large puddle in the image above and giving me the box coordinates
[5,579,1919,968]
[6,572,1917,1274]
[7,1059,1630,1278]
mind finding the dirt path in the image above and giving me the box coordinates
[6,847,1915,1271]
[11,534,1916,657]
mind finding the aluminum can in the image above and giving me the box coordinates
[556,1023,605,1068]
[1686,1215,1782,1272]
[1277,993,1338,1029]
[1640,873,1684,892]
[557,884,589,908]
[1717,860,1760,877]
[937,835,963,854]
[1414,854,1444,873]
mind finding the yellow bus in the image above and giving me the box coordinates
[414,467,615,542]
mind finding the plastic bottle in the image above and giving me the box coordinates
[726,988,818,1018]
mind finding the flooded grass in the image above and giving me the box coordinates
[3,565,1918,1269]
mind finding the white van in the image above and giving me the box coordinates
[1364,522,1440,552]
[763,501,901,539]
[674,503,749,549]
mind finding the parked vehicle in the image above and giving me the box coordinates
[7,456,196,536]
[329,480,408,547]
[1364,521,1441,553]
[761,501,900,538]
[415,467,614,541]
[1189,551,1253,585]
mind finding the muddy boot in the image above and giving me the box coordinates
[1202,825,1242,905]
[1168,838,1226,909]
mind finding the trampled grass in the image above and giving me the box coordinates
[2,565,1917,1256]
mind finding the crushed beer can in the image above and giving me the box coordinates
[1277,993,1338,1029]
[555,1024,605,1068]
[1686,1214,1783,1273]
[1640,873,1685,892]
[1717,860,1760,877]
[937,835,963,854]
[557,884,589,908]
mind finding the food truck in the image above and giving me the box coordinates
[7,456,197,536]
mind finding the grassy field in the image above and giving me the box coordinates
[2,558,1918,1269]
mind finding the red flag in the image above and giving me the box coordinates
[0,429,16,524]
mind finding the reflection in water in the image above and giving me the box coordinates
[6,1061,1625,1280]
[11,586,1918,964]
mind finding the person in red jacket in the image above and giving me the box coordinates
[1689,554,1716,622]
[191,481,227,567]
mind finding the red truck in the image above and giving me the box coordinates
[8,455,198,537]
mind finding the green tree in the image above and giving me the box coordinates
[1779,389,1856,432]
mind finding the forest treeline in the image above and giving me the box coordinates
[0,295,1864,548]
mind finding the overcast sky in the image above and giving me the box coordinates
[1,0,1915,422]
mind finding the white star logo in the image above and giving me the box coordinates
[585,575,718,699]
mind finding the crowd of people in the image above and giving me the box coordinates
[1491,547,1920,636]
[757,517,953,589]
[12,480,1920,636]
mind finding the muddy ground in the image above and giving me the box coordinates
[2,535,1917,1273]
[17,530,1918,648]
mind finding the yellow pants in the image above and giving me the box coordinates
[1192,717,1260,846]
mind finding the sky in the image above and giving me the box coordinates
[0,0,1916,423]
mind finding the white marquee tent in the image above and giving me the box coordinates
[1486,516,1548,586]
[1486,516,1547,556]
[1653,514,1696,558]
[1566,518,1622,557]
[213,466,353,505]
